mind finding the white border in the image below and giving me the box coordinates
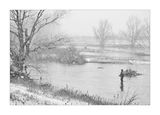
[0,0,160,115]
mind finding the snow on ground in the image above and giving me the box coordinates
[10,83,88,105]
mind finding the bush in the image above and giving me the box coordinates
[56,47,86,65]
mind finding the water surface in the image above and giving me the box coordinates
[39,62,150,105]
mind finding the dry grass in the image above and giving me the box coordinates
[53,86,137,105]
[10,78,138,105]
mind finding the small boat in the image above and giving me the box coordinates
[97,67,104,69]
[123,69,142,77]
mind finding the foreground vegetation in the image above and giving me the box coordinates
[10,78,138,105]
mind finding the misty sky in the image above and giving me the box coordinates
[57,10,149,36]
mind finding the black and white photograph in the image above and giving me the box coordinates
[10,10,150,105]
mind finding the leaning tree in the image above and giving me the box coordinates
[10,10,66,77]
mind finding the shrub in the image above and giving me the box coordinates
[56,47,86,65]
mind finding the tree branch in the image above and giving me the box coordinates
[24,10,45,46]
[10,30,18,37]
[30,37,64,53]
[24,10,65,46]
[34,16,59,34]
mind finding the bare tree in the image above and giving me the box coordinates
[93,20,112,50]
[10,10,66,75]
[126,16,142,47]
[142,18,150,47]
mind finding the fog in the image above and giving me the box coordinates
[58,10,150,36]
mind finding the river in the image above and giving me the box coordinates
[35,62,150,105]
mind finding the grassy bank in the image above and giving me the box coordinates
[10,78,138,105]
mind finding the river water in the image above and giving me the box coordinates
[37,62,150,105]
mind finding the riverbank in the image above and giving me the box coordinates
[28,45,150,65]
[10,78,137,105]
[28,47,86,65]
[10,83,88,105]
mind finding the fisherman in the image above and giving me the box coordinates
[119,69,124,82]
[119,69,124,91]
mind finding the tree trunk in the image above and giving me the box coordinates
[25,43,30,57]
[19,39,25,73]
[17,26,26,74]
[131,36,136,48]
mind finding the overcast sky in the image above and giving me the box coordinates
[57,10,149,36]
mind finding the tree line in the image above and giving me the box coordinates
[93,16,150,50]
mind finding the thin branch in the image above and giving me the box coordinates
[10,30,18,37]
[24,10,45,45]
[30,37,64,53]
[10,24,17,30]
[34,16,59,34]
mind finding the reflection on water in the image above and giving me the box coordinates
[120,80,124,92]
[36,62,150,105]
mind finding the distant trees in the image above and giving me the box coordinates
[93,20,112,50]
[141,18,150,46]
[123,16,150,48]
[10,10,66,78]
[126,16,142,47]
